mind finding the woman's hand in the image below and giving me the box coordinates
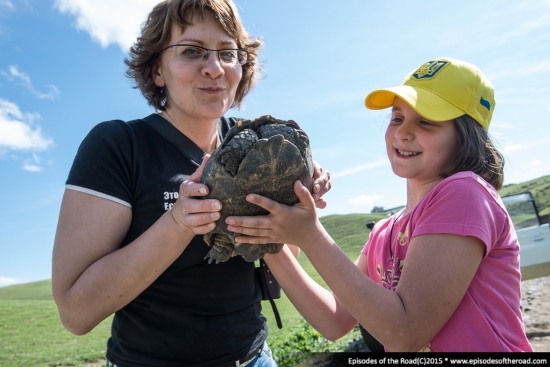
[312,161,331,209]
[226,180,322,251]
[170,154,222,235]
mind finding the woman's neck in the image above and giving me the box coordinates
[160,110,219,154]
[404,177,444,215]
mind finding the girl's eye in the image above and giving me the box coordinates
[419,120,434,126]
[391,117,403,124]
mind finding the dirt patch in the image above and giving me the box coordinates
[58,359,106,367]
[522,275,550,351]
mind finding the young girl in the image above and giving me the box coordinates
[223,57,533,352]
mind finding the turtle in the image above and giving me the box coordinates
[200,115,314,264]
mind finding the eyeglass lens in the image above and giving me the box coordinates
[174,45,247,65]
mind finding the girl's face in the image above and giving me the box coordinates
[154,11,243,123]
[385,98,459,186]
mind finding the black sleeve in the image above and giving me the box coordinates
[221,116,240,138]
[66,120,135,205]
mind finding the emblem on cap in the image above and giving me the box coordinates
[479,96,491,111]
[412,60,448,80]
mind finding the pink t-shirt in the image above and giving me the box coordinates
[362,172,532,352]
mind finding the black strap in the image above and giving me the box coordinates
[258,259,282,329]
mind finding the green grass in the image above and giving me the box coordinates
[0,299,112,367]
[1,174,549,366]
[0,280,53,301]
[500,174,550,217]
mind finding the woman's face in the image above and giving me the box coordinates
[154,11,243,123]
[385,97,459,186]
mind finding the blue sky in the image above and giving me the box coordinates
[1,0,550,287]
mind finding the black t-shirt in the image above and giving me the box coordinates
[66,114,267,367]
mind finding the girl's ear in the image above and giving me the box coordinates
[153,62,165,88]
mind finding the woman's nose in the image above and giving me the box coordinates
[201,52,225,79]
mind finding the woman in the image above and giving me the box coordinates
[52,1,330,366]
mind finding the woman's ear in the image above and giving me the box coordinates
[153,62,165,88]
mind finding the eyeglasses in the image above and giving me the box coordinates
[161,44,248,66]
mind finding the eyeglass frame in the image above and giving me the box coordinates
[160,44,248,66]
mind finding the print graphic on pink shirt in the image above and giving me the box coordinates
[378,222,409,291]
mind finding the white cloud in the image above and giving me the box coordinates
[0,276,32,287]
[22,163,41,172]
[504,144,522,154]
[0,98,54,151]
[22,153,45,172]
[53,0,159,51]
[491,121,519,130]
[348,194,384,207]
[332,159,388,179]
[488,59,550,82]
[2,66,60,100]
[0,1,14,10]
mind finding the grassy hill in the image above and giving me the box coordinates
[1,174,549,366]
[0,279,53,301]
[0,294,113,367]
[500,174,550,217]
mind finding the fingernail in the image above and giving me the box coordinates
[247,195,255,202]
[226,218,235,225]
[199,188,207,195]
[212,201,221,210]
[211,212,220,220]
[207,222,215,229]
[314,183,320,192]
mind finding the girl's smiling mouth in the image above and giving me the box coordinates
[396,148,420,157]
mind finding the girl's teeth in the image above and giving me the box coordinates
[399,150,419,156]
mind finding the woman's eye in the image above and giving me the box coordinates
[180,47,203,58]
[219,50,236,62]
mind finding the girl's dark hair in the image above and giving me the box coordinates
[441,115,504,190]
[124,0,262,111]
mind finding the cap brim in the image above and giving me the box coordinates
[365,85,464,122]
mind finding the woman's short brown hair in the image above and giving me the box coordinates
[124,0,262,111]
[441,115,505,190]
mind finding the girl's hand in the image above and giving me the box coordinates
[312,161,331,209]
[170,155,222,235]
[226,180,321,250]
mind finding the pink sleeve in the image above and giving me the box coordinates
[361,240,369,256]
[411,176,508,257]
[361,217,391,256]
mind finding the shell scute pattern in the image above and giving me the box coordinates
[200,115,314,263]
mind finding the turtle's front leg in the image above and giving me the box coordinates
[235,242,284,262]
[204,234,236,264]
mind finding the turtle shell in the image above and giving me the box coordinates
[200,115,314,263]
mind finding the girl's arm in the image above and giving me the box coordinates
[227,181,484,351]
[264,246,359,340]
[52,157,221,335]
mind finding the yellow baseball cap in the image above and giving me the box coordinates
[364,57,495,130]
